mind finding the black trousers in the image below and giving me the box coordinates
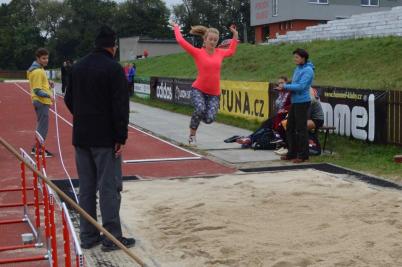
[286,102,311,159]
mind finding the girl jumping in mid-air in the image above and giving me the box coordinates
[171,21,238,145]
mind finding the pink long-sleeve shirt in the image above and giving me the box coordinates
[174,25,237,96]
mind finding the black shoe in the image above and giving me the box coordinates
[44,150,54,158]
[101,236,136,252]
[81,235,103,249]
[30,148,54,158]
[224,135,241,143]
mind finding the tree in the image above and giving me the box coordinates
[0,0,45,70]
[33,0,70,39]
[173,0,252,44]
[0,0,173,69]
[113,0,171,38]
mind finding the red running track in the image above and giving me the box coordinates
[1,82,235,181]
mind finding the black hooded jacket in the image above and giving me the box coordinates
[64,49,129,147]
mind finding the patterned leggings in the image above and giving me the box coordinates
[190,88,220,130]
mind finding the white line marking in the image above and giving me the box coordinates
[128,124,203,158]
[124,156,202,164]
[13,82,202,160]
[14,83,73,127]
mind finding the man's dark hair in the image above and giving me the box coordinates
[95,25,117,48]
[35,48,49,58]
[293,48,309,62]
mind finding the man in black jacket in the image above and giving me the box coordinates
[65,25,135,252]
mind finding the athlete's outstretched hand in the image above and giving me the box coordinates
[229,24,239,39]
[169,19,178,28]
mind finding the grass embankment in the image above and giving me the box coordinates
[135,36,402,90]
[133,96,402,182]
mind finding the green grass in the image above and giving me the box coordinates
[132,95,402,182]
[134,36,402,90]
[311,135,402,182]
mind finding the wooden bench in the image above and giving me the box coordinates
[319,126,336,153]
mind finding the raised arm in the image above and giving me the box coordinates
[173,24,198,56]
[223,25,239,58]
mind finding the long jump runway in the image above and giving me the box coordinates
[0,82,235,183]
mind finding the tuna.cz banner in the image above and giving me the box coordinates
[316,86,388,143]
[220,80,270,122]
[150,77,270,122]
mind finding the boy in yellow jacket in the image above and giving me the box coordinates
[27,48,54,157]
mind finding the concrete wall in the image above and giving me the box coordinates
[119,37,183,61]
[251,0,402,26]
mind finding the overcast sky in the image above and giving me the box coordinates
[0,0,182,7]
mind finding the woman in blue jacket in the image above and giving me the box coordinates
[278,48,314,163]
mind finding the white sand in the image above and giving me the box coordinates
[120,170,402,267]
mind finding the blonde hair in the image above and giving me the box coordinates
[190,25,219,38]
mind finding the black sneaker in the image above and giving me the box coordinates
[30,148,54,158]
[101,236,136,252]
[44,150,54,158]
[81,235,103,249]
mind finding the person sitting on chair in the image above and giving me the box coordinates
[224,76,291,148]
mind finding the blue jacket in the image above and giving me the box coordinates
[127,67,136,82]
[284,61,315,104]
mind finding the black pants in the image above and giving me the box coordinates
[75,146,123,243]
[286,102,311,159]
[61,79,66,93]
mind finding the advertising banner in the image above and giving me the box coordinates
[219,80,269,122]
[174,78,193,106]
[317,87,388,143]
[134,77,150,98]
[153,77,175,103]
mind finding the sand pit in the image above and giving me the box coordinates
[120,170,402,267]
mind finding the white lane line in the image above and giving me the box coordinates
[128,124,203,158]
[124,156,202,164]
[14,83,73,127]
[13,82,202,161]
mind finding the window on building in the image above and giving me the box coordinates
[361,0,379,6]
[308,0,329,4]
[272,0,278,16]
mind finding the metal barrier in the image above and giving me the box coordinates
[0,136,83,266]
[0,136,146,266]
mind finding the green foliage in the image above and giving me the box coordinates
[173,0,252,44]
[113,0,171,39]
[0,0,171,70]
[0,0,45,70]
